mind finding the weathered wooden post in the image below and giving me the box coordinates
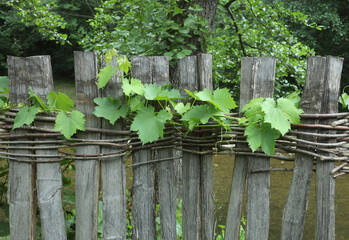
[7,56,38,239]
[281,56,343,239]
[130,56,175,239]
[315,56,343,240]
[178,56,201,240]
[177,54,215,240]
[74,51,101,240]
[198,54,215,240]
[100,57,127,239]
[31,56,67,240]
[225,57,276,240]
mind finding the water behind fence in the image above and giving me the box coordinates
[3,53,345,240]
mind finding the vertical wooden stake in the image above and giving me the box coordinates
[7,56,37,240]
[31,56,67,240]
[281,56,327,239]
[100,57,127,239]
[179,56,201,240]
[198,54,215,240]
[225,57,276,240]
[244,57,276,240]
[74,51,100,240]
[316,56,343,240]
[130,56,168,239]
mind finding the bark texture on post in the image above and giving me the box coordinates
[179,56,201,240]
[7,56,37,240]
[130,56,172,239]
[225,57,276,240]
[244,57,276,240]
[74,51,100,240]
[100,57,127,240]
[315,56,343,240]
[31,56,67,240]
[198,54,215,240]
[281,56,329,240]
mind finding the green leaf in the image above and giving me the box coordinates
[175,102,191,115]
[130,106,171,144]
[194,88,236,112]
[181,105,218,130]
[29,88,49,111]
[244,123,280,155]
[261,98,303,135]
[93,97,127,124]
[212,88,237,112]
[339,92,349,109]
[117,56,131,74]
[154,89,184,101]
[195,89,213,101]
[122,78,144,96]
[184,89,196,99]
[144,84,162,100]
[286,90,301,108]
[97,64,118,89]
[129,95,145,112]
[54,110,85,139]
[241,97,265,123]
[0,99,4,107]
[0,76,9,93]
[13,106,39,129]
[47,91,74,111]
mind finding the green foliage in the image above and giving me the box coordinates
[12,106,39,130]
[241,94,303,155]
[0,77,9,93]
[47,91,74,112]
[339,85,349,110]
[93,97,127,125]
[97,64,118,89]
[131,106,172,144]
[209,0,317,98]
[7,0,68,44]
[54,110,85,139]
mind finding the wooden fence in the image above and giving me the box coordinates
[2,52,345,240]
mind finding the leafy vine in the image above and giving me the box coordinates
[0,50,304,155]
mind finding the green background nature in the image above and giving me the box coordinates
[0,0,349,239]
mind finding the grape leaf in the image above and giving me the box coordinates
[184,89,197,99]
[181,105,218,130]
[261,98,303,135]
[0,99,4,107]
[54,110,85,139]
[195,88,237,113]
[195,89,213,102]
[154,89,184,100]
[93,97,127,124]
[0,76,9,93]
[97,64,118,89]
[29,88,49,111]
[117,56,131,74]
[212,88,237,112]
[339,92,349,109]
[130,106,171,144]
[241,97,265,123]
[175,102,191,115]
[129,95,145,112]
[244,123,280,155]
[47,91,74,111]
[286,90,301,108]
[144,84,162,100]
[13,106,39,129]
[122,78,144,96]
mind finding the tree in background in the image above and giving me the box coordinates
[266,0,349,88]
[4,0,347,98]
